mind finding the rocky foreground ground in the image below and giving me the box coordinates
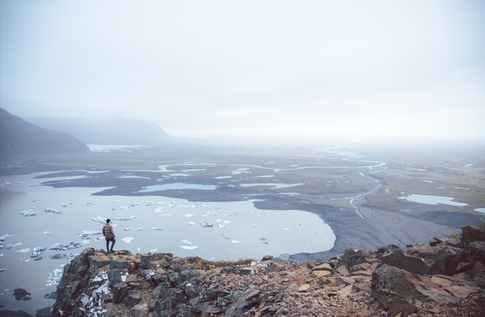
[9,224,485,317]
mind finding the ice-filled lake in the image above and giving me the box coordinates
[0,172,335,314]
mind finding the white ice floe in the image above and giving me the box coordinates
[252,224,257,227]
[31,247,47,258]
[91,216,107,224]
[179,245,198,250]
[122,237,134,243]
[61,203,68,208]
[149,249,158,253]
[180,239,192,245]
[231,240,241,244]
[200,221,213,227]
[45,267,65,286]
[44,231,50,235]
[284,228,290,231]
[43,208,62,213]
[16,248,31,253]
[112,216,137,221]
[20,209,36,217]
[0,234,15,241]
[220,233,231,239]
[6,242,22,249]
[186,222,196,226]
[158,213,172,218]
[185,214,194,217]
[260,238,270,244]
[217,223,226,228]
[151,227,163,231]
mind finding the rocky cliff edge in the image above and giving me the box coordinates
[39,224,485,316]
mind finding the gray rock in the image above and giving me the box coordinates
[112,282,131,304]
[468,240,485,263]
[462,224,485,243]
[381,244,467,276]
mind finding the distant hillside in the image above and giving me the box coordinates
[25,117,172,145]
[0,108,90,156]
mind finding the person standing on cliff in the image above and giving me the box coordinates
[103,219,116,253]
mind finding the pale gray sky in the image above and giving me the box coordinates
[1,0,484,142]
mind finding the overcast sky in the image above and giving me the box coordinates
[1,0,484,142]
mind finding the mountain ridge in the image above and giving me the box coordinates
[0,108,90,157]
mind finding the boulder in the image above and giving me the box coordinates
[337,248,372,270]
[372,264,460,316]
[461,224,485,243]
[109,258,133,271]
[112,282,131,304]
[381,244,467,276]
[468,240,485,263]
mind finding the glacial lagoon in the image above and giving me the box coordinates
[0,172,335,313]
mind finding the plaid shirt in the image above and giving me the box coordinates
[103,224,115,239]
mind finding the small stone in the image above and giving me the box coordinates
[298,284,311,292]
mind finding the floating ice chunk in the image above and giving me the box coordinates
[200,221,213,228]
[137,247,141,252]
[179,246,198,250]
[111,208,116,211]
[124,228,134,231]
[180,239,192,245]
[78,230,102,239]
[186,222,196,226]
[60,203,68,208]
[20,209,36,217]
[114,200,120,203]
[91,216,107,224]
[224,221,231,224]
[284,228,290,231]
[16,248,31,253]
[133,228,143,231]
[260,238,270,244]
[149,249,158,253]
[220,233,231,239]
[44,231,50,235]
[34,256,46,261]
[31,247,47,258]
[252,224,257,227]
[32,199,41,203]
[112,216,136,221]
[0,254,2,257]
[217,223,226,228]
[185,214,194,217]
[6,242,22,249]
[154,209,163,213]
[231,240,241,244]
[158,213,172,218]
[0,268,6,273]
[50,252,69,259]
[122,237,134,243]
[0,234,15,241]
[151,227,163,231]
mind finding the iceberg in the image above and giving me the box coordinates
[16,248,31,253]
[185,214,194,217]
[61,203,68,208]
[50,252,69,259]
[31,247,47,258]
[180,239,192,245]
[44,208,61,214]
[180,245,198,250]
[231,240,241,244]
[260,238,270,244]
[186,222,196,226]
[151,227,163,231]
[91,216,107,224]
[20,209,36,217]
[200,221,213,228]
[112,216,137,221]
[149,249,158,253]
[122,237,134,243]
[0,234,15,241]
[220,233,231,239]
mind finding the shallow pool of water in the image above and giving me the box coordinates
[398,194,468,206]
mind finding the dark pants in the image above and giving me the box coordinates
[106,237,115,251]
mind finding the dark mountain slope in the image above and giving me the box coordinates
[0,108,89,156]
[25,117,172,145]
